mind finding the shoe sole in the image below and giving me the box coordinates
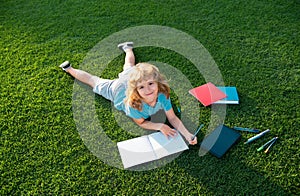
[59,61,71,70]
[117,42,134,51]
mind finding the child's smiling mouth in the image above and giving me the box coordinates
[145,92,153,96]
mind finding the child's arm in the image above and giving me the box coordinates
[165,108,198,145]
[132,110,197,145]
[132,118,178,138]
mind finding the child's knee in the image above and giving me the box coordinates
[123,63,134,71]
[89,76,101,88]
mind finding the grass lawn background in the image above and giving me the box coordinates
[1,0,299,195]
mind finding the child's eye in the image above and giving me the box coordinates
[149,82,154,85]
[138,86,144,90]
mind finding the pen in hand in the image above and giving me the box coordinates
[192,124,204,140]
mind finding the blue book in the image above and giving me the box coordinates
[214,87,239,104]
[200,125,241,158]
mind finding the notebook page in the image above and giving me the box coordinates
[148,132,189,159]
[117,136,157,168]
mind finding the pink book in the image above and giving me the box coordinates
[189,82,227,106]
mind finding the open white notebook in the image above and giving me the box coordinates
[117,132,189,169]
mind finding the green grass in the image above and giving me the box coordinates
[1,0,299,195]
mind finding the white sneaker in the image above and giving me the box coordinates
[59,61,71,71]
[117,42,134,52]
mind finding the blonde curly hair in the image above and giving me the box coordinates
[124,63,170,111]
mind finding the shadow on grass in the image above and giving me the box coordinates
[176,147,288,195]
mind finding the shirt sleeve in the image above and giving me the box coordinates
[158,93,172,111]
[125,105,147,119]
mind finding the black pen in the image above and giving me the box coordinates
[192,124,204,140]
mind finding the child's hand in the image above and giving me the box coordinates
[185,133,197,145]
[160,125,177,138]
[188,136,198,145]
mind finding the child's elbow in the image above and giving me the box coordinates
[132,118,145,125]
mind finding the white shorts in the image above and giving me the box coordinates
[92,66,134,102]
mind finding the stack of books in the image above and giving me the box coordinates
[189,82,239,106]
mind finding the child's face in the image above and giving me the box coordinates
[136,77,158,106]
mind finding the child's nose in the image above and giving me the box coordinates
[145,85,151,92]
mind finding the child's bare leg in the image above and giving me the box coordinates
[66,67,99,88]
[118,42,135,70]
[59,61,98,88]
[123,48,135,70]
